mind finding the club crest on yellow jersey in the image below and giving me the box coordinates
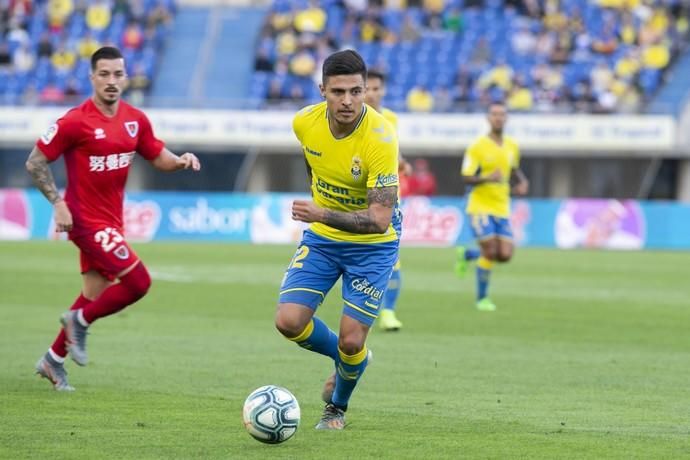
[351,155,362,180]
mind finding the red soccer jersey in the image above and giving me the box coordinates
[36,99,163,236]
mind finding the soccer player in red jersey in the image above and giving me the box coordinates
[26,46,201,391]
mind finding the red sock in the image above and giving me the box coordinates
[81,263,152,324]
[50,294,91,357]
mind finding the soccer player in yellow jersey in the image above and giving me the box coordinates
[366,70,399,129]
[274,50,401,430]
[365,69,409,331]
[456,102,529,311]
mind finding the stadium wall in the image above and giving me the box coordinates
[2,107,687,201]
[0,107,679,154]
[2,189,689,250]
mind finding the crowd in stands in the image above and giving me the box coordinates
[252,0,690,113]
[0,0,175,106]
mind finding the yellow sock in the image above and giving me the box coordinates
[477,256,494,270]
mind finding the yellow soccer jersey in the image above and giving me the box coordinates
[293,101,400,243]
[461,135,520,218]
[380,107,398,131]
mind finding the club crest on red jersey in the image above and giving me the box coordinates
[124,121,139,138]
[114,245,130,260]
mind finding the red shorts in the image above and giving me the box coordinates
[70,226,140,281]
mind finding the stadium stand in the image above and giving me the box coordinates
[0,0,175,105]
[250,0,690,113]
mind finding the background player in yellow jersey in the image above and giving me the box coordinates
[365,69,409,331]
[456,102,529,311]
[274,50,401,430]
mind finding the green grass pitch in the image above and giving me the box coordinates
[1,241,689,459]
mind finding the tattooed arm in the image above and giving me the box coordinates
[26,147,61,203]
[291,186,398,234]
[323,186,397,233]
[25,147,73,232]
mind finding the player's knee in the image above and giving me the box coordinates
[482,248,499,261]
[337,336,365,356]
[274,309,306,339]
[121,263,152,299]
[497,252,512,263]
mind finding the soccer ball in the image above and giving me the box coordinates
[242,385,300,444]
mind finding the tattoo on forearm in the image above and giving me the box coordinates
[323,209,381,234]
[26,149,61,204]
[322,186,398,234]
[368,186,398,208]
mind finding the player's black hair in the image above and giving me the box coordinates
[367,69,386,83]
[322,49,367,84]
[91,46,124,70]
[488,100,507,111]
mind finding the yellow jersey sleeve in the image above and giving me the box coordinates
[292,104,319,144]
[366,121,399,189]
[461,142,480,176]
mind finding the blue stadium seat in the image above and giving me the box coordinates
[639,69,662,96]
[0,0,175,104]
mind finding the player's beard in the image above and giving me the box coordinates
[336,113,355,125]
[101,90,119,105]
[335,106,360,125]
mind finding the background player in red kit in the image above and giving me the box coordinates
[26,46,201,391]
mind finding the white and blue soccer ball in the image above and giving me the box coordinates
[242,385,300,444]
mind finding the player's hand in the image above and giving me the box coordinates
[53,199,73,232]
[512,179,529,196]
[485,170,503,183]
[177,153,201,171]
[291,200,324,223]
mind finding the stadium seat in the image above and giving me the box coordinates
[0,0,175,105]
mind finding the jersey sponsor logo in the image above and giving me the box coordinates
[125,121,139,138]
[315,178,365,205]
[89,152,135,172]
[350,156,362,180]
[40,124,58,145]
[364,300,380,310]
[94,128,106,140]
[304,146,322,157]
[351,278,384,301]
[375,173,398,187]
